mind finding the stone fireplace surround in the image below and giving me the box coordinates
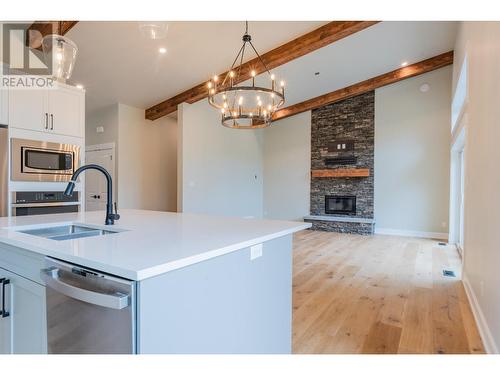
[304,91,375,235]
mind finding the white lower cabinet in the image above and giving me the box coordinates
[0,268,47,354]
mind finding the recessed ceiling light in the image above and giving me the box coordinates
[76,84,84,89]
[401,61,408,67]
[420,83,430,93]
[159,47,167,54]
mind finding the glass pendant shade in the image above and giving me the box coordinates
[41,34,78,82]
[139,22,169,40]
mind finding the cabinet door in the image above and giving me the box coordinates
[8,88,48,132]
[0,270,12,354]
[0,88,8,125]
[0,269,47,354]
[48,86,84,138]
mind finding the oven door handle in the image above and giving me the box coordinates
[11,202,80,208]
[40,268,129,310]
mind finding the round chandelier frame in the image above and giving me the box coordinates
[207,22,286,129]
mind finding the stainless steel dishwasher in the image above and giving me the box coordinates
[40,257,136,354]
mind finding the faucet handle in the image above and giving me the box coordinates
[113,202,120,220]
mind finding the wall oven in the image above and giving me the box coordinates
[11,191,80,216]
[11,138,80,182]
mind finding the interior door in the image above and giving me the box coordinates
[85,147,115,211]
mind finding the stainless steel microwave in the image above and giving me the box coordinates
[11,138,80,182]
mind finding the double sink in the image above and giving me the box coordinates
[19,224,120,241]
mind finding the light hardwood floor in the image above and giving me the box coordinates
[292,230,485,354]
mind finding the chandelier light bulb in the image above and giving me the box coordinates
[280,81,285,87]
[270,74,275,80]
[251,70,256,77]
[229,71,235,78]
[210,88,215,95]
[207,81,212,89]
[238,97,243,105]
[221,108,225,114]
[213,75,218,82]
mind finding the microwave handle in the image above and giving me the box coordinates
[44,113,48,130]
[50,114,54,130]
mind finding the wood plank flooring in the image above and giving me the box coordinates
[292,230,485,354]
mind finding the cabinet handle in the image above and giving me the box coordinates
[1,278,10,318]
[0,278,4,317]
[44,113,48,130]
[50,114,54,130]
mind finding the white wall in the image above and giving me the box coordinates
[86,104,119,146]
[262,111,311,221]
[117,104,177,211]
[85,103,177,212]
[177,100,263,218]
[374,67,452,237]
[452,22,500,353]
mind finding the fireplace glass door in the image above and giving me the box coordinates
[325,195,356,215]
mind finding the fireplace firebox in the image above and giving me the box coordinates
[325,195,356,215]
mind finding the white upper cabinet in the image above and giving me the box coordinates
[8,88,47,132]
[8,83,84,139]
[48,85,84,138]
[0,88,8,125]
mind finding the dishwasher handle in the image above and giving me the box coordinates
[40,268,129,310]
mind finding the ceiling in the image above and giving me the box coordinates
[66,21,458,116]
[66,21,325,114]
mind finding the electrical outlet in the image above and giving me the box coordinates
[250,244,263,260]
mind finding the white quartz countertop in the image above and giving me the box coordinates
[0,209,311,281]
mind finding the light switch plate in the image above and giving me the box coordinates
[250,244,263,260]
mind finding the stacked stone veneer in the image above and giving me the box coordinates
[306,91,375,234]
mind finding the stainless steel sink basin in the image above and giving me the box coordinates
[18,224,119,241]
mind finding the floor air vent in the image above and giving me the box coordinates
[442,270,456,277]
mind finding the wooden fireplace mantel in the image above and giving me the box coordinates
[311,168,370,178]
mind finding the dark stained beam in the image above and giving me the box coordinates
[271,50,454,122]
[26,21,78,49]
[145,21,380,120]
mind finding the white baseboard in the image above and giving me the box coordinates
[462,275,499,354]
[374,227,448,240]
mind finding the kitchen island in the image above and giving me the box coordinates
[0,209,310,354]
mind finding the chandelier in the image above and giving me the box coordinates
[207,22,285,129]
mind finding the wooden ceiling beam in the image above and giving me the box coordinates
[145,21,380,120]
[26,21,78,49]
[271,50,454,122]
